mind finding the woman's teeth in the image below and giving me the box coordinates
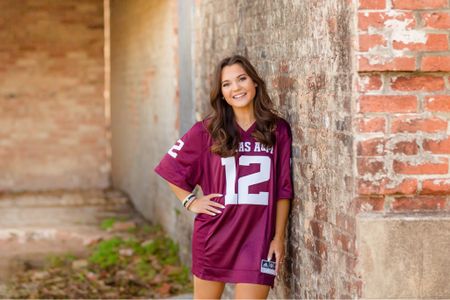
[233,93,246,99]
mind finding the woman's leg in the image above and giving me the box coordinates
[193,275,225,299]
[234,283,270,299]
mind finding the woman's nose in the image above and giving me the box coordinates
[231,81,241,91]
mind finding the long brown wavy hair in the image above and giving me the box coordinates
[207,55,279,157]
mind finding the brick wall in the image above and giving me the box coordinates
[194,1,357,298]
[356,0,450,213]
[0,0,108,191]
[355,1,450,297]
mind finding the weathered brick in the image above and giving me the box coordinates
[393,140,419,155]
[358,178,418,195]
[422,178,450,194]
[390,75,445,91]
[391,196,447,211]
[357,138,385,156]
[357,158,384,175]
[393,158,448,174]
[358,56,416,72]
[359,34,387,52]
[391,117,447,133]
[350,196,385,213]
[425,95,450,112]
[392,0,448,9]
[357,117,385,133]
[359,95,417,113]
[421,56,450,71]
[393,34,448,51]
[422,12,450,29]
[358,12,415,31]
[357,75,383,92]
[423,137,450,154]
[358,0,386,9]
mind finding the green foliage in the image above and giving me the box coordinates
[100,217,117,230]
[89,237,123,268]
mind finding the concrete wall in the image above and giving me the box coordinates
[109,0,196,261]
[193,1,356,298]
[0,0,108,191]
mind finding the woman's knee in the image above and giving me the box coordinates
[193,275,225,299]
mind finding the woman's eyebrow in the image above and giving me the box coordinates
[221,73,247,84]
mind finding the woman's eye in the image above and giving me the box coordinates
[239,77,247,81]
[222,83,229,87]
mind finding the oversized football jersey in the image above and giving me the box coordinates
[154,118,293,286]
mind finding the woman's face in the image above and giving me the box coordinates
[220,63,257,111]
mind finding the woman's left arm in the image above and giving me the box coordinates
[267,198,290,274]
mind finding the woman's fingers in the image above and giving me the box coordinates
[206,193,223,199]
[209,201,226,209]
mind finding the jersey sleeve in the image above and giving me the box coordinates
[154,121,205,192]
[276,120,293,200]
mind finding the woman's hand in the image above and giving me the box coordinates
[267,238,285,275]
[188,193,225,216]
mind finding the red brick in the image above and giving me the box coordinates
[421,56,450,71]
[350,196,384,214]
[422,12,450,29]
[336,212,356,233]
[357,117,385,133]
[333,230,355,253]
[358,12,415,31]
[391,196,447,211]
[425,95,450,112]
[358,178,418,195]
[359,34,387,51]
[423,137,450,154]
[393,34,448,51]
[391,117,447,133]
[393,140,419,155]
[359,95,417,113]
[357,138,385,156]
[357,75,382,92]
[393,158,448,174]
[359,56,416,72]
[422,178,450,194]
[359,0,386,9]
[357,158,385,175]
[390,75,445,91]
[392,0,448,9]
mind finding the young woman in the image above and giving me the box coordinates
[154,55,293,299]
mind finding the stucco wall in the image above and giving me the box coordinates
[109,0,196,261]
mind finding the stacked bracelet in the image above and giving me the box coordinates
[182,193,196,210]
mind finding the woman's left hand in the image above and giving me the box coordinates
[267,238,285,275]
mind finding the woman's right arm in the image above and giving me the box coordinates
[167,182,225,216]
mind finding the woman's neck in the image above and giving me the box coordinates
[233,108,256,129]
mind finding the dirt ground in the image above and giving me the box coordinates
[0,189,193,299]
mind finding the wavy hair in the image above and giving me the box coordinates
[207,55,279,157]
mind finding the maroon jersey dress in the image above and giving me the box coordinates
[154,118,293,287]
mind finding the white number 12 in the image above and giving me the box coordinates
[221,155,271,206]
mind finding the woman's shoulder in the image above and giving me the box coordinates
[275,117,292,135]
[187,119,209,134]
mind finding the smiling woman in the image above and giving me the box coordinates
[154,55,293,299]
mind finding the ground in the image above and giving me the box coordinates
[0,189,193,299]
